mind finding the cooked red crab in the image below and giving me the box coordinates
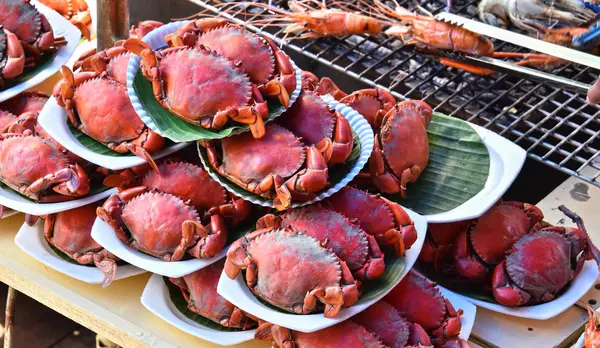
[0,91,48,115]
[370,100,433,197]
[124,39,269,138]
[258,205,385,280]
[97,187,228,260]
[325,186,417,256]
[420,220,473,274]
[0,0,66,60]
[201,123,328,210]
[37,0,91,39]
[0,27,25,87]
[74,41,130,85]
[129,20,164,39]
[276,88,353,166]
[0,134,90,202]
[45,203,118,287]
[255,321,387,348]
[385,272,464,347]
[453,201,544,282]
[353,300,434,348]
[166,18,296,108]
[54,66,165,164]
[225,227,360,317]
[170,259,257,329]
[492,226,597,306]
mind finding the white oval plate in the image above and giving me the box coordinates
[14,219,145,284]
[216,208,426,333]
[141,273,256,346]
[464,260,599,320]
[424,124,525,223]
[199,96,374,210]
[38,96,190,170]
[0,187,116,216]
[437,285,477,340]
[126,20,303,142]
[91,217,227,278]
[0,0,81,102]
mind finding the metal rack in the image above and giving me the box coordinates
[195,0,600,187]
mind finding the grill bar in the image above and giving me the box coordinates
[191,0,600,187]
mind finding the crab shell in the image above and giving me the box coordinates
[141,161,251,225]
[202,123,328,210]
[123,39,269,138]
[369,100,432,198]
[96,187,228,260]
[353,300,434,348]
[339,89,397,129]
[419,220,472,274]
[276,90,353,165]
[453,201,544,282]
[492,227,590,307]
[169,259,257,329]
[0,91,48,115]
[0,135,90,201]
[385,272,463,346]
[37,0,91,39]
[168,19,296,108]
[54,66,165,162]
[0,0,60,58]
[74,41,130,85]
[224,227,360,317]
[45,203,118,287]
[257,205,385,280]
[325,186,417,256]
[130,20,164,39]
[0,27,25,86]
[255,321,387,348]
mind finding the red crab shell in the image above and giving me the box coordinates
[0,91,48,115]
[0,27,25,87]
[169,259,257,329]
[224,227,360,317]
[54,66,165,163]
[97,187,228,260]
[370,100,433,198]
[75,41,130,85]
[276,90,353,165]
[0,135,90,201]
[353,300,434,348]
[453,201,544,282]
[492,227,590,306]
[257,205,385,280]
[123,40,269,138]
[168,19,296,107]
[44,203,118,287]
[255,321,387,348]
[130,20,164,39]
[419,220,472,274]
[0,0,63,58]
[339,89,397,128]
[202,123,328,210]
[325,186,417,256]
[385,272,463,346]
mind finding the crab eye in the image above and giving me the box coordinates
[596,323,600,330]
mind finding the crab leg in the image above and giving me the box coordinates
[24,163,90,199]
[353,234,386,280]
[380,196,418,255]
[213,84,269,139]
[186,214,228,258]
[316,112,353,165]
[209,192,252,225]
[97,186,150,245]
[262,36,296,108]
[274,146,328,210]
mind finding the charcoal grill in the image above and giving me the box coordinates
[191,0,600,187]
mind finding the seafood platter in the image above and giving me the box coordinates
[0,0,600,347]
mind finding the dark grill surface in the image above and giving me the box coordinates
[195,0,600,186]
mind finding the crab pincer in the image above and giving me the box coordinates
[225,227,360,317]
[123,38,269,138]
[0,27,25,87]
[97,186,228,261]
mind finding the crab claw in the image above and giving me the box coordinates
[94,255,117,288]
[185,214,228,259]
[491,259,531,306]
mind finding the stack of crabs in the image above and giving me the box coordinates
[0,0,68,88]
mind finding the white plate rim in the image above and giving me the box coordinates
[0,0,81,102]
[216,208,427,333]
[14,218,145,284]
[38,96,191,170]
[141,273,256,346]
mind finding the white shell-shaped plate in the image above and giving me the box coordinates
[91,217,227,278]
[424,124,526,223]
[0,0,81,102]
[15,219,145,284]
[216,208,427,333]
[464,260,599,320]
[141,273,256,346]
[0,187,116,216]
[199,96,374,209]
[126,20,302,141]
[38,97,190,170]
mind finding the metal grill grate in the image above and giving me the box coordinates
[192,0,600,186]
